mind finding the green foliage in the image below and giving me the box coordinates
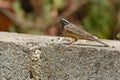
[13,0,24,18]
[42,0,63,22]
[117,33,120,40]
[82,0,115,38]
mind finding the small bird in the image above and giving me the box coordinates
[60,18,109,47]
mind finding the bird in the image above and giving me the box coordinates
[60,18,109,47]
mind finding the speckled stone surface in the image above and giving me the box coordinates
[0,32,120,80]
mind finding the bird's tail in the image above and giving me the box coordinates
[93,38,109,47]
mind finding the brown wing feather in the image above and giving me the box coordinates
[64,23,96,40]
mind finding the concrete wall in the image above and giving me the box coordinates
[0,32,120,80]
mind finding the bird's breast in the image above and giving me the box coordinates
[63,29,78,39]
[63,29,86,39]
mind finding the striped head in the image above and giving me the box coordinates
[60,18,70,30]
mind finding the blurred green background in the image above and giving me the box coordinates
[0,0,120,40]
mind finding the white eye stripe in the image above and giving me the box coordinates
[61,19,70,23]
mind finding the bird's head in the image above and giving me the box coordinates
[60,18,70,29]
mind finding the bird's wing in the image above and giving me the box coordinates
[65,23,96,40]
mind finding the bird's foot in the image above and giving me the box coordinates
[68,39,78,45]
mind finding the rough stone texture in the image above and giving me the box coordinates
[0,32,120,80]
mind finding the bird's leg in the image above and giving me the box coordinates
[69,38,78,45]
